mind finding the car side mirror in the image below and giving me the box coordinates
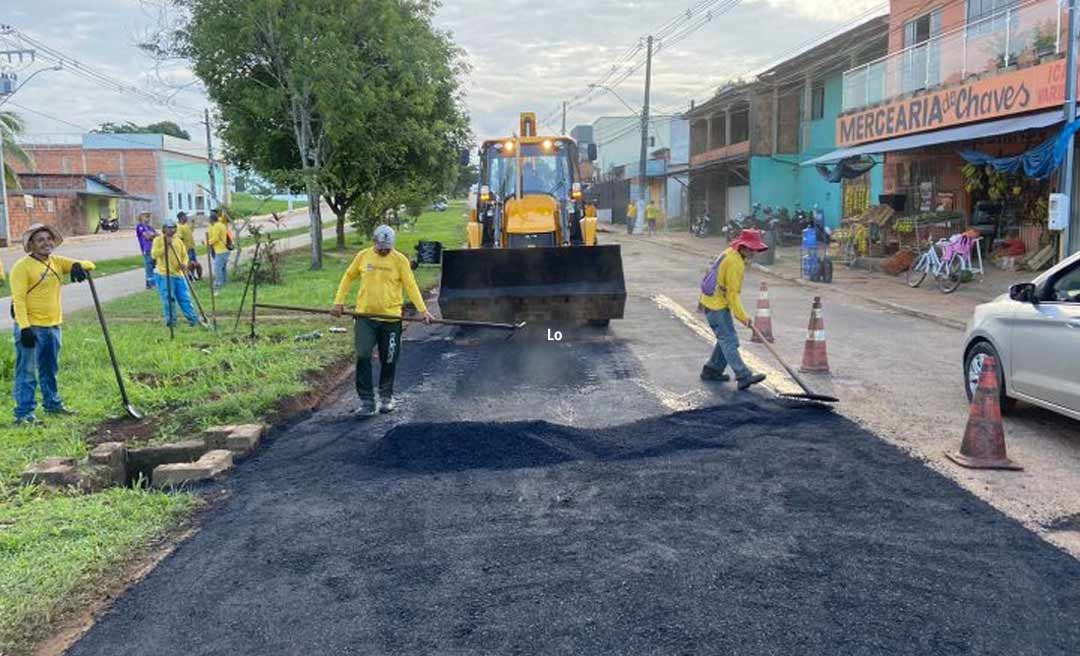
[587,143,598,162]
[1009,282,1037,303]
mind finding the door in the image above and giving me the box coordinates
[1010,259,1080,411]
[726,184,750,224]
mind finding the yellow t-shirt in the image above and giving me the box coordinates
[698,247,749,324]
[334,248,427,320]
[627,203,637,219]
[10,255,96,327]
[646,205,659,220]
[177,223,196,251]
[207,220,229,255]
[151,235,189,276]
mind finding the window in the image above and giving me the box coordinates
[967,0,1018,38]
[811,84,825,121]
[1049,264,1080,303]
[188,193,193,209]
[649,137,656,148]
[195,195,205,211]
[168,192,173,210]
[46,199,55,213]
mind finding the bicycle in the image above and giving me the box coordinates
[906,238,952,288]
[937,234,983,294]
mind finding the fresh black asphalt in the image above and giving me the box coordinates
[68,327,1080,655]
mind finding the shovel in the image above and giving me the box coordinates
[749,323,839,404]
[254,303,527,330]
[86,272,144,419]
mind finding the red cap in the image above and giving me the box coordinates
[730,229,769,252]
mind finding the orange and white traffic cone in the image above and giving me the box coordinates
[946,356,1021,470]
[750,282,774,343]
[799,296,830,374]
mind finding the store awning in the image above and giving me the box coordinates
[803,109,1065,166]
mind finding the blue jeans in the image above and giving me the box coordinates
[705,308,751,380]
[12,324,63,419]
[143,253,156,288]
[155,273,200,326]
[212,251,229,288]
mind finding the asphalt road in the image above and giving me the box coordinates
[67,236,1080,655]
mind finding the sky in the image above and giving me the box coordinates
[1,0,885,148]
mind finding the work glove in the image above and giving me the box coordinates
[70,262,88,283]
[20,328,36,349]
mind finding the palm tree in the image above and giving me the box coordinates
[1,110,33,191]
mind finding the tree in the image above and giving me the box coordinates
[1,111,33,191]
[95,120,191,139]
[452,161,478,198]
[169,0,469,266]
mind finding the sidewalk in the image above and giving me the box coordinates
[617,229,1031,331]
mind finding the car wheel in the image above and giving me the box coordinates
[964,341,1015,414]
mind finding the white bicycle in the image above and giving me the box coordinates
[906,238,952,289]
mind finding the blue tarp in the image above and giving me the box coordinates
[959,120,1080,180]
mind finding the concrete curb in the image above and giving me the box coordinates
[751,262,968,332]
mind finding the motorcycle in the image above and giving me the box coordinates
[95,217,120,234]
[691,211,712,238]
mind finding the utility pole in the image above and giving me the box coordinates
[561,101,567,136]
[635,35,654,236]
[204,108,218,212]
[1066,1,1080,256]
[0,41,42,247]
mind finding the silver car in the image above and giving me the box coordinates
[963,250,1080,420]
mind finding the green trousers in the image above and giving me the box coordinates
[354,318,403,402]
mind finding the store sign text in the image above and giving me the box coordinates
[837,59,1074,147]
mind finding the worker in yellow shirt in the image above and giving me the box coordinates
[10,223,95,425]
[626,201,637,234]
[332,225,433,417]
[206,209,231,293]
[151,217,203,327]
[698,229,768,391]
[176,212,201,280]
[646,199,660,237]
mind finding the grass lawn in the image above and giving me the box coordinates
[0,202,465,655]
[91,216,334,279]
[229,192,308,217]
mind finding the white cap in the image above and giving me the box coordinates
[373,224,396,249]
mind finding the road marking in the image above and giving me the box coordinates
[650,294,801,396]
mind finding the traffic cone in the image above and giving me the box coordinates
[946,356,1022,470]
[750,282,774,343]
[799,296,830,374]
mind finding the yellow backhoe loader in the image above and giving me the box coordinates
[439,113,626,325]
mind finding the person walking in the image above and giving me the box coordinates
[646,199,659,237]
[207,209,230,294]
[699,229,768,391]
[626,200,637,234]
[151,217,203,328]
[331,225,432,417]
[9,223,95,425]
[135,212,157,289]
[176,212,201,280]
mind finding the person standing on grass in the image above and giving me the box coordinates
[206,209,230,294]
[698,229,768,391]
[331,225,433,417]
[136,212,157,290]
[176,212,201,280]
[151,217,203,328]
[9,223,95,425]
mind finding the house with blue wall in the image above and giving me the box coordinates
[751,15,888,229]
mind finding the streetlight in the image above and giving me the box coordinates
[0,63,63,108]
[0,63,63,246]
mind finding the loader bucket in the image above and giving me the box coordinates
[438,245,626,323]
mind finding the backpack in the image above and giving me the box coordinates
[700,254,726,296]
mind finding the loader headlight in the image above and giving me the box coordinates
[571,182,582,200]
[480,185,491,202]
[504,140,514,153]
[542,139,553,151]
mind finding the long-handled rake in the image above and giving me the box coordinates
[254,303,526,330]
[749,323,839,404]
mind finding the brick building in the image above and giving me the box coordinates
[5,173,143,241]
[4,132,228,245]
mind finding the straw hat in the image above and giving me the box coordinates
[20,223,64,253]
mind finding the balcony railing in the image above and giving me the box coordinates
[842,0,1064,113]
